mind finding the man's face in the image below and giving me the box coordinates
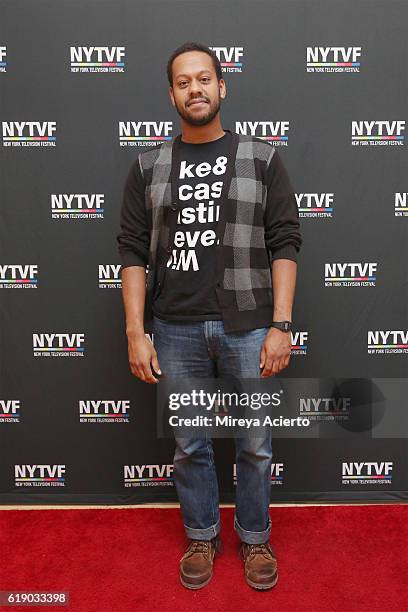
[169,51,226,126]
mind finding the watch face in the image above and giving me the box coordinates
[273,321,291,331]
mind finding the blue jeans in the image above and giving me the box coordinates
[152,315,278,544]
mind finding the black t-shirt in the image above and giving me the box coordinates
[152,131,231,322]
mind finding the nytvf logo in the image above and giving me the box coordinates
[123,464,174,487]
[291,331,308,355]
[15,465,66,487]
[99,264,122,289]
[33,333,85,357]
[0,264,38,289]
[394,192,408,217]
[296,193,334,218]
[306,47,361,72]
[0,400,21,423]
[51,194,105,219]
[0,46,6,71]
[325,263,377,287]
[351,121,405,146]
[233,463,284,485]
[119,121,173,147]
[79,400,130,423]
[209,47,244,72]
[341,461,393,485]
[299,397,351,421]
[235,121,289,146]
[2,121,57,147]
[367,330,408,354]
[70,46,125,72]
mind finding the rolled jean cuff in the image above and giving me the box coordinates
[184,516,221,541]
[234,514,271,544]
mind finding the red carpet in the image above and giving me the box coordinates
[0,504,407,611]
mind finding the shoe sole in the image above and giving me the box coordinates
[245,572,278,590]
[180,572,212,590]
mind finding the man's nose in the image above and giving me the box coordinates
[189,79,203,95]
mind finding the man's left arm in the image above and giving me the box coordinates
[261,149,302,377]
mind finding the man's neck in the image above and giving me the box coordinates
[180,119,226,144]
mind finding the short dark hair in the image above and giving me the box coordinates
[167,42,223,86]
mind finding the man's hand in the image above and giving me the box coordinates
[260,328,291,377]
[127,332,161,384]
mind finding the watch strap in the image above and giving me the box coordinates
[271,320,292,332]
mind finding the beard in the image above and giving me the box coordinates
[174,93,222,126]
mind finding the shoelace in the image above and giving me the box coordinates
[187,540,210,555]
[246,543,275,560]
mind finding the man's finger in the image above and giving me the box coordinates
[261,353,274,377]
[272,358,282,375]
[133,364,145,381]
[151,353,162,376]
[259,345,266,369]
[130,363,140,378]
[140,362,159,384]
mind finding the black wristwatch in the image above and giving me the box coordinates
[271,320,292,332]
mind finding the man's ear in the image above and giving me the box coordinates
[169,86,175,107]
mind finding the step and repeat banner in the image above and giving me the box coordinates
[0,1,407,504]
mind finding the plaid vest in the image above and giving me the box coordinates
[138,129,281,333]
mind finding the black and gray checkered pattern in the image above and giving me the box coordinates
[126,130,301,333]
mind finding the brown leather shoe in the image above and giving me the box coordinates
[179,536,222,589]
[240,541,278,590]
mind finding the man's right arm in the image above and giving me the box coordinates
[117,156,161,383]
[117,155,150,270]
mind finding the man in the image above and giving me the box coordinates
[117,42,302,591]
